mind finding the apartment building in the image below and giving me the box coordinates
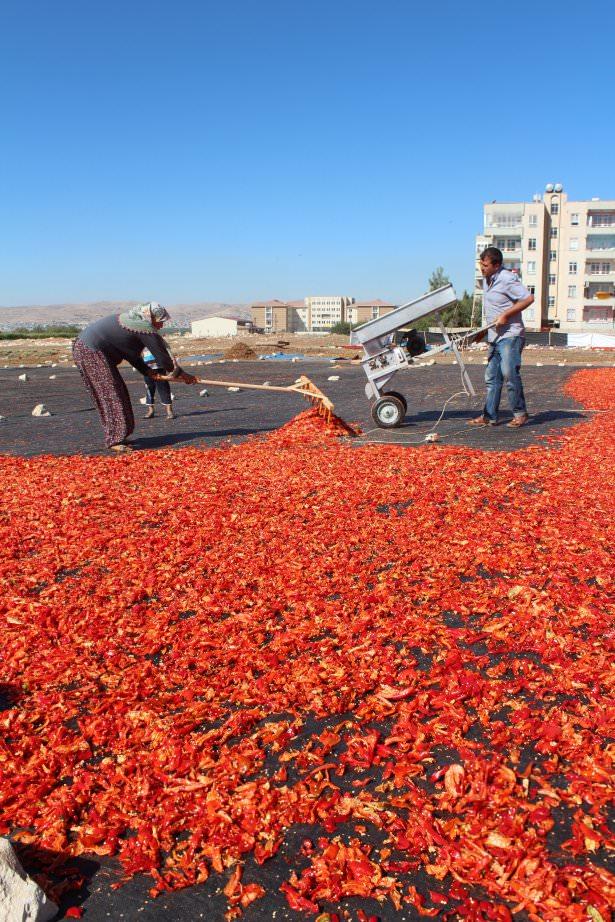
[475,184,615,330]
[347,299,397,325]
[249,300,308,333]
[304,295,354,331]
[250,300,290,333]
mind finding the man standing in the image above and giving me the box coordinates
[468,246,534,428]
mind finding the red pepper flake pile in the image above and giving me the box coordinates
[270,407,361,442]
[0,369,613,921]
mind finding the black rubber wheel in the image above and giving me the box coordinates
[371,395,405,429]
[383,391,407,413]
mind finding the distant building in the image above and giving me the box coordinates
[347,299,397,326]
[249,296,397,332]
[286,300,309,332]
[475,184,615,330]
[250,300,292,334]
[304,295,354,331]
[191,317,249,337]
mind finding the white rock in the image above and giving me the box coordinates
[139,397,147,404]
[291,357,300,363]
[536,362,544,367]
[558,362,566,366]
[0,837,58,921]
[228,386,241,392]
[18,374,29,382]
[199,388,209,397]
[49,375,57,380]
[262,381,271,386]
[32,404,52,417]
[36,364,42,368]
[218,360,226,364]
[51,363,57,367]
[327,375,340,381]
[0,416,5,422]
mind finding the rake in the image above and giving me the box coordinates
[160,372,337,422]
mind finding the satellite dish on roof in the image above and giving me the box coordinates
[545,183,554,192]
[554,183,563,192]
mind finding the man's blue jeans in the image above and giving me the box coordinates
[483,336,527,422]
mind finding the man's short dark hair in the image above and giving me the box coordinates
[480,246,503,265]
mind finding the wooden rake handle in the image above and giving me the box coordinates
[194,377,305,395]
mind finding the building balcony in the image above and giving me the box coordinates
[587,214,615,227]
[583,305,615,323]
[584,291,615,303]
[584,272,614,282]
[586,247,615,257]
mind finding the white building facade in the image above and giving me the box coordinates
[191,316,238,337]
[304,296,354,331]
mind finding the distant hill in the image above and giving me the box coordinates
[0,301,252,331]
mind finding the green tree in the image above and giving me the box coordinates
[428,266,451,291]
[330,321,356,335]
[414,271,473,331]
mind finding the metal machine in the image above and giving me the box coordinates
[350,284,481,429]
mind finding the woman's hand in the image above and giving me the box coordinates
[152,366,197,384]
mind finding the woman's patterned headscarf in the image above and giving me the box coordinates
[119,302,171,333]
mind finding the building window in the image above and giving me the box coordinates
[551,199,559,215]
[549,250,557,261]
[569,238,579,251]
[550,227,558,239]
[527,286,536,295]
[568,285,577,297]
[567,307,576,321]
[588,261,611,274]
[528,214,538,227]
[525,307,535,321]
[548,274,556,285]
[548,296,555,308]
[371,306,379,319]
[528,238,537,251]
[527,260,536,274]
[571,213,579,225]
[569,262,577,274]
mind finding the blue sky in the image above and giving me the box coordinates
[1,0,614,306]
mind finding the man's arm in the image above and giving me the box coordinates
[495,292,534,328]
[495,276,534,328]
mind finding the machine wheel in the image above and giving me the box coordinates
[383,391,407,414]
[371,395,405,429]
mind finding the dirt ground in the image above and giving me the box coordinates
[1,331,614,368]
